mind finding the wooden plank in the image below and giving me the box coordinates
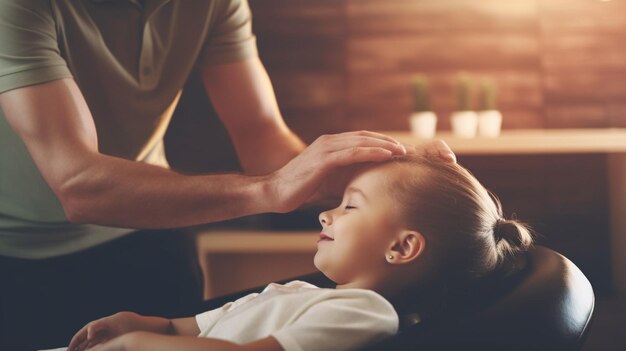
[381,129,626,154]
[541,34,626,73]
[539,0,626,33]
[251,0,345,36]
[197,230,318,253]
[609,104,626,127]
[347,0,538,35]
[271,73,345,109]
[250,0,346,73]
[348,34,540,73]
[544,104,609,128]
[544,73,626,103]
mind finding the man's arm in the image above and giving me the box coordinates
[0,78,406,228]
[202,58,305,175]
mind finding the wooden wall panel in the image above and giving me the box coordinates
[347,0,538,34]
[344,0,544,134]
[347,34,541,72]
[539,0,626,32]
[250,0,348,140]
[539,0,626,128]
[542,35,626,73]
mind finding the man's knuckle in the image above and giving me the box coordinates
[317,134,331,142]
[350,146,362,157]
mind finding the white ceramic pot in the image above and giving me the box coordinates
[477,110,502,138]
[450,111,478,138]
[409,111,438,139]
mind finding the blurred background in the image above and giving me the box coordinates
[164,1,626,349]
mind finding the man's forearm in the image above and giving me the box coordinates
[60,152,273,228]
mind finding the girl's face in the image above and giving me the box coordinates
[314,164,405,286]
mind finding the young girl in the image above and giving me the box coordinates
[60,155,532,351]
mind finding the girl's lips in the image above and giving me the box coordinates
[317,233,334,243]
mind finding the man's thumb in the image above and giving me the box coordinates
[87,324,101,340]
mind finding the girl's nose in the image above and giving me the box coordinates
[319,211,332,226]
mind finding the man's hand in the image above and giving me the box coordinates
[405,139,457,163]
[265,131,407,213]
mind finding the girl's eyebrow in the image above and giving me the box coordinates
[345,186,368,201]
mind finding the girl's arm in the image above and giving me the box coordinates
[102,332,283,351]
[169,317,201,336]
[68,314,200,351]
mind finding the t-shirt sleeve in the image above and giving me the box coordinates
[0,0,72,94]
[271,290,400,351]
[199,0,258,66]
[195,291,261,336]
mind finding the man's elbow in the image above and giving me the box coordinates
[58,188,91,224]
[54,175,95,225]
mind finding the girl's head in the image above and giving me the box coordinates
[315,155,533,312]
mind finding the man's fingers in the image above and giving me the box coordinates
[71,337,89,351]
[403,143,417,155]
[433,140,456,162]
[344,130,403,145]
[329,147,393,166]
[87,324,100,341]
[407,140,456,163]
[328,135,406,156]
[68,327,88,351]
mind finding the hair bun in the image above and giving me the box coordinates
[493,218,533,257]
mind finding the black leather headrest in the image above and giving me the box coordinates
[363,245,595,351]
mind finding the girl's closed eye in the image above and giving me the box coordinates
[344,205,357,210]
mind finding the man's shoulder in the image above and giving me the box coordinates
[0,0,52,15]
[0,0,55,27]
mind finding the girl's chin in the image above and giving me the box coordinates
[313,254,328,273]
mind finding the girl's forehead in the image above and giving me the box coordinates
[348,163,405,192]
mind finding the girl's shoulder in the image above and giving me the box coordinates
[262,280,320,293]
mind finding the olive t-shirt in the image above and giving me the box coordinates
[0,0,258,258]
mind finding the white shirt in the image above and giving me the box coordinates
[195,280,399,351]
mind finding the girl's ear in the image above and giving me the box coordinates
[386,230,425,264]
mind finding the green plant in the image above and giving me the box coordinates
[455,73,473,111]
[480,78,497,111]
[411,75,431,112]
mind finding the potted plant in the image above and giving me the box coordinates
[477,78,502,138]
[450,73,478,138]
[409,75,437,139]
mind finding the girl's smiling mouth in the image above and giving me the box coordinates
[318,233,334,243]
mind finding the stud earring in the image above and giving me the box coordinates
[388,255,394,260]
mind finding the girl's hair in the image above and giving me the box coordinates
[385,156,533,313]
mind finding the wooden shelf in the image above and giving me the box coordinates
[197,230,318,253]
[383,129,626,155]
[197,230,319,298]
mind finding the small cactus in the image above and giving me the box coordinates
[411,75,431,112]
[456,73,473,111]
[480,78,497,111]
